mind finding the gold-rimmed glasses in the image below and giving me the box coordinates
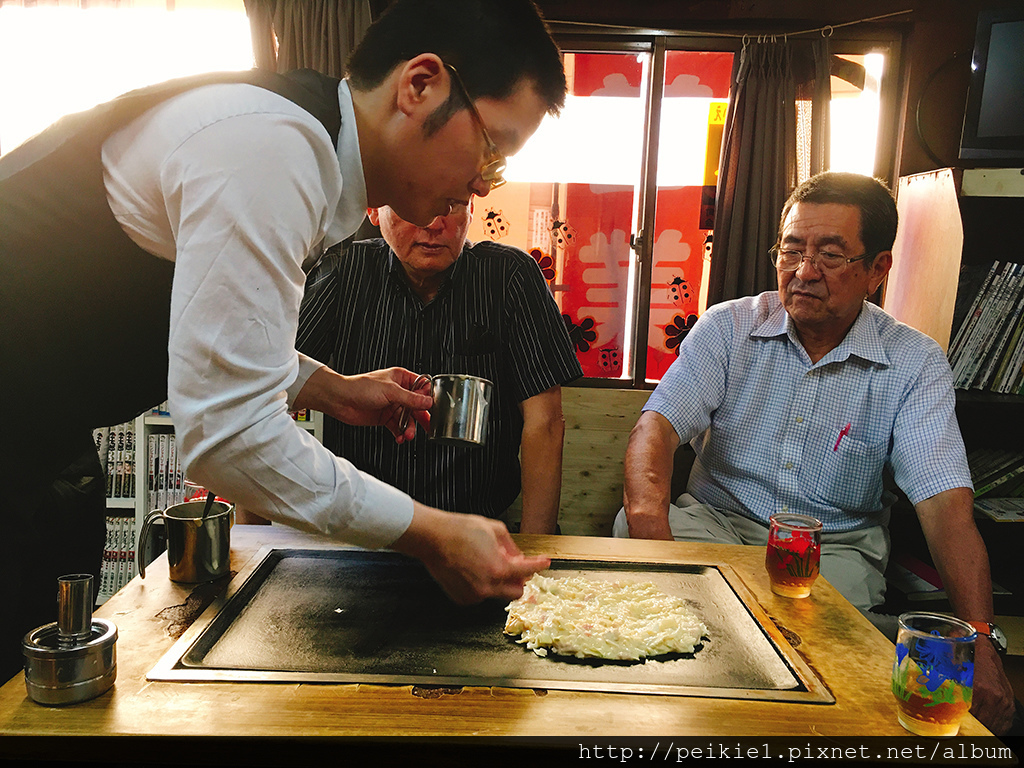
[444,63,507,190]
[769,245,874,273]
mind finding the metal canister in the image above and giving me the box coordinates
[23,574,117,706]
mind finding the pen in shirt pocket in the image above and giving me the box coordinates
[833,422,852,452]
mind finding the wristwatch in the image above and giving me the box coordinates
[968,621,1008,655]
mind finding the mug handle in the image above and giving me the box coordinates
[399,373,433,431]
[136,509,166,579]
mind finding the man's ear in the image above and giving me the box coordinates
[868,250,893,295]
[367,207,381,226]
[394,53,448,118]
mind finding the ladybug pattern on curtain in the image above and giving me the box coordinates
[482,209,509,240]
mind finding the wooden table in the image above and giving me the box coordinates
[0,526,993,762]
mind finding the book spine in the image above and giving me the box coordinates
[174,439,184,506]
[157,434,168,511]
[117,516,128,593]
[167,436,178,506]
[114,423,126,499]
[106,427,117,498]
[148,434,158,512]
[125,421,136,499]
[126,515,137,582]
[93,427,110,478]
[99,516,115,600]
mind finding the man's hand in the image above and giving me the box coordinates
[393,503,550,604]
[970,636,1016,735]
[294,365,432,443]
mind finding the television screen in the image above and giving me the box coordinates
[959,9,1024,163]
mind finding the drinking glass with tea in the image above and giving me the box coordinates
[765,513,822,598]
[891,612,975,737]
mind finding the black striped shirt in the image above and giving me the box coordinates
[297,238,582,517]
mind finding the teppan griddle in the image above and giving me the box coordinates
[148,547,833,703]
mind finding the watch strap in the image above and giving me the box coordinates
[967,620,1008,654]
[967,620,992,637]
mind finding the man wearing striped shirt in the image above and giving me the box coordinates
[297,202,582,534]
[617,172,1013,734]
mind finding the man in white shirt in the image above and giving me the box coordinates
[0,0,565,680]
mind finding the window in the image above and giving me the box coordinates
[464,40,734,385]
[0,0,252,155]
[465,33,898,386]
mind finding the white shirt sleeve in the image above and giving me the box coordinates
[287,352,325,406]
[105,86,413,549]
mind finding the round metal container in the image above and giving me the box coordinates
[427,374,493,446]
[23,619,117,706]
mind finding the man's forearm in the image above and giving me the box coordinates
[622,411,679,540]
[518,389,565,535]
[916,487,995,622]
[519,419,564,535]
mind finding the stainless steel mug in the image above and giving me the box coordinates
[136,499,233,583]
[416,373,493,446]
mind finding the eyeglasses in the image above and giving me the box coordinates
[444,63,506,190]
[769,245,874,273]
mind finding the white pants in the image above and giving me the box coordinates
[613,493,898,639]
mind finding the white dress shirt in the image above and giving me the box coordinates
[102,78,414,549]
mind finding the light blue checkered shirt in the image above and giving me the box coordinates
[646,292,972,532]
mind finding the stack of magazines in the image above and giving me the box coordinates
[947,260,1024,393]
[968,446,1024,522]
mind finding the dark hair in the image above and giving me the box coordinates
[347,0,566,133]
[779,172,898,261]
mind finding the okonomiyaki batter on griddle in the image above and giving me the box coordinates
[504,573,707,660]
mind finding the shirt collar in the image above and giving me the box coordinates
[751,297,890,367]
[326,79,368,244]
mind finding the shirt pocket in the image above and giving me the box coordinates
[807,425,887,513]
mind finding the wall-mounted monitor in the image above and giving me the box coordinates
[959,8,1024,163]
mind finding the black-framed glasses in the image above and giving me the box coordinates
[769,245,874,273]
[445,63,506,190]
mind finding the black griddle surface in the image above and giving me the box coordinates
[168,548,810,696]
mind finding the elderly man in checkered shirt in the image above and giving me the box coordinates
[615,171,1014,735]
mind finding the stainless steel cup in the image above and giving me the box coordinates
[424,374,493,446]
[137,499,233,583]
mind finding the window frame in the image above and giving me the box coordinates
[550,25,905,390]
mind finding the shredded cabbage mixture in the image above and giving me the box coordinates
[504,573,707,660]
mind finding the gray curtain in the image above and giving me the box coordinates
[244,0,372,78]
[707,37,831,307]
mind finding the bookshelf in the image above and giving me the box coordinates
[883,167,1024,615]
[93,408,322,605]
